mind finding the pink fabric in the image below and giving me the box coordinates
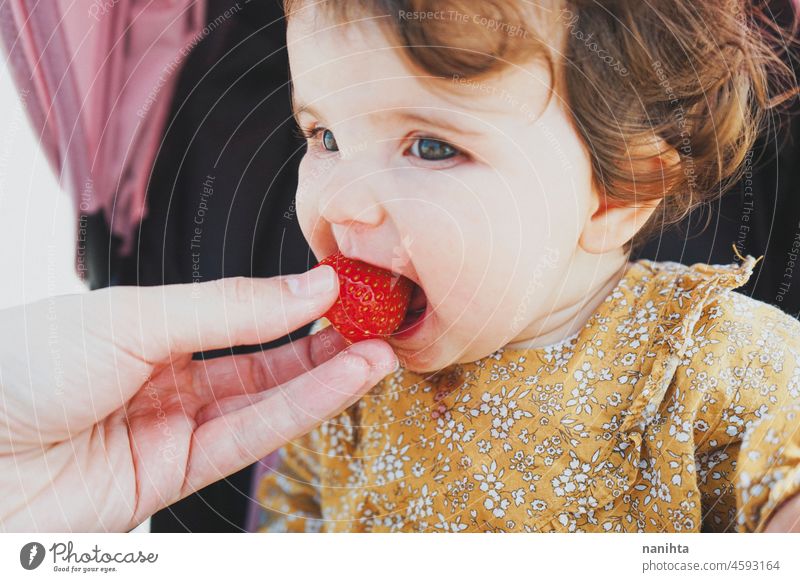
[0,0,207,258]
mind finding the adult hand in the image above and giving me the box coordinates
[0,267,397,532]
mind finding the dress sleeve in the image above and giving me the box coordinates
[253,430,324,533]
[694,298,800,532]
[735,397,800,532]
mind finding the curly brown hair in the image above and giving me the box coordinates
[283,0,799,253]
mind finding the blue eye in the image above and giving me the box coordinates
[298,126,339,154]
[322,129,338,152]
[410,138,459,161]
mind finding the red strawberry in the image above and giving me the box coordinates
[314,251,414,343]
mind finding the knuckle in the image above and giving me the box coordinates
[275,385,309,432]
[225,276,255,306]
[249,353,275,390]
[308,333,328,369]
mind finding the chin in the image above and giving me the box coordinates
[390,340,448,373]
[389,318,496,372]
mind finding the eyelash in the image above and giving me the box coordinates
[294,125,324,141]
[296,124,466,166]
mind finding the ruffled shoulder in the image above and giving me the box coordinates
[638,250,761,352]
[617,247,762,436]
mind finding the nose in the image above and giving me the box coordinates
[298,143,414,271]
[322,169,387,261]
[317,166,386,229]
[320,166,412,274]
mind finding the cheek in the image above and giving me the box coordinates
[529,111,596,237]
[390,189,509,338]
[387,171,494,284]
[406,160,576,335]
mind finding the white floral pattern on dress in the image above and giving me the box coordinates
[256,256,800,533]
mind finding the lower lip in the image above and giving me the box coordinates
[391,303,430,340]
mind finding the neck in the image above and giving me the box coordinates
[506,252,631,350]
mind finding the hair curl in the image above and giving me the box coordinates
[284,0,799,253]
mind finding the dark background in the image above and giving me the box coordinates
[84,0,313,532]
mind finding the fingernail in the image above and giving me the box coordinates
[345,341,400,378]
[286,265,337,298]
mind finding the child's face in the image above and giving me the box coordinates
[288,15,605,372]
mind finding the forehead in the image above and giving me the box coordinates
[286,13,553,121]
[287,16,419,108]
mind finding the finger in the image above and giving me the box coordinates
[190,326,349,401]
[110,266,338,362]
[193,393,258,426]
[181,339,398,494]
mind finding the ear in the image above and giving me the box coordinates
[579,137,678,255]
[578,190,662,255]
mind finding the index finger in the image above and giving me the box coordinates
[112,266,338,363]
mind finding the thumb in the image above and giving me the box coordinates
[113,266,339,362]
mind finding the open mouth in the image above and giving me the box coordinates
[393,281,428,338]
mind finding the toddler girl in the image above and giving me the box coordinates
[256,0,800,532]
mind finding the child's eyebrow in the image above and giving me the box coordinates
[292,100,482,139]
[292,89,484,137]
[386,110,484,137]
[291,95,318,124]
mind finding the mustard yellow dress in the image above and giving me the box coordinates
[255,254,800,532]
